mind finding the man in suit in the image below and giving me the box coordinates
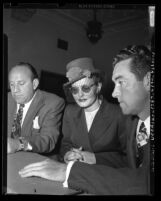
[8,62,65,154]
[19,45,151,195]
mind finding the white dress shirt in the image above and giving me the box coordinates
[17,96,34,126]
[136,116,150,138]
[136,116,150,147]
[85,107,100,132]
[63,161,75,187]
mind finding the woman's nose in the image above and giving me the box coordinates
[77,88,84,97]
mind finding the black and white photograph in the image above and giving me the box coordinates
[2,3,155,195]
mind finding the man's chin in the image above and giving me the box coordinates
[15,99,25,104]
[120,106,130,115]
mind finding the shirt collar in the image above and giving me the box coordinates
[137,116,150,136]
[144,116,150,133]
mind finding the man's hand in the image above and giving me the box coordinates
[8,137,20,154]
[19,159,67,182]
[80,151,96,164]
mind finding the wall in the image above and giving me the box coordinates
[3,8,149,101]
[88,19,149,101]
[3,9,91,77]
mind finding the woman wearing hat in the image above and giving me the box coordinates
[59,57,127,165]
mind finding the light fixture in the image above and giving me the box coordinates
[86,9,103,44]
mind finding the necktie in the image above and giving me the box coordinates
[11,104,25,139]
[136,122,148,167]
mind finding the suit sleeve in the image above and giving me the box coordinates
[25,97,65,153]
[59,106,75,161]
[95,108,128,167]
[68,161,149,195]
[68,114,150,195]
[95,152,127,167]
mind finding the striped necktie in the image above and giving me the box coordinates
[11,104,25,139]
[136,122,148,167]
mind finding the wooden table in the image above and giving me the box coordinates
[7,152,80,195]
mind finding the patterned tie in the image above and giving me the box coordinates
[11,104,25,139]
[136,122,148,167]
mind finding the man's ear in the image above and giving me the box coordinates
[143,72,150,92]
[33,78,39,90]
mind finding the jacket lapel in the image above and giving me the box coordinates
[127,117,139,168]
[88,99,109,148]
[21,90,44,137]
[73,108,92,151]
[8,94,17,137]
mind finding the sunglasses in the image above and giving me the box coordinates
[69,83,96,95]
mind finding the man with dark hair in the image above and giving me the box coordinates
[8,62,65,154]
[19,45,151,195]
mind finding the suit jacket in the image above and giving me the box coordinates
[59,98,128,166]
[68,116,151,195]
[8,89,65,153]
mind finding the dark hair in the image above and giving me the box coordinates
[112,45,151,80]
[14,62,39,81]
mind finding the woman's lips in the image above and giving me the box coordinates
[78,99,87,102]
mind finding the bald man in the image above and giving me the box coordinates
[8,62,65,154]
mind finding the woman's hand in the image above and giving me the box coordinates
[64,149,83,163]
[79,151,96,164]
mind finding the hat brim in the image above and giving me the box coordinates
[63,70,101,88]
[63,75,86,88]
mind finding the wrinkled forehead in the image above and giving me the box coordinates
[72,77,93,87]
